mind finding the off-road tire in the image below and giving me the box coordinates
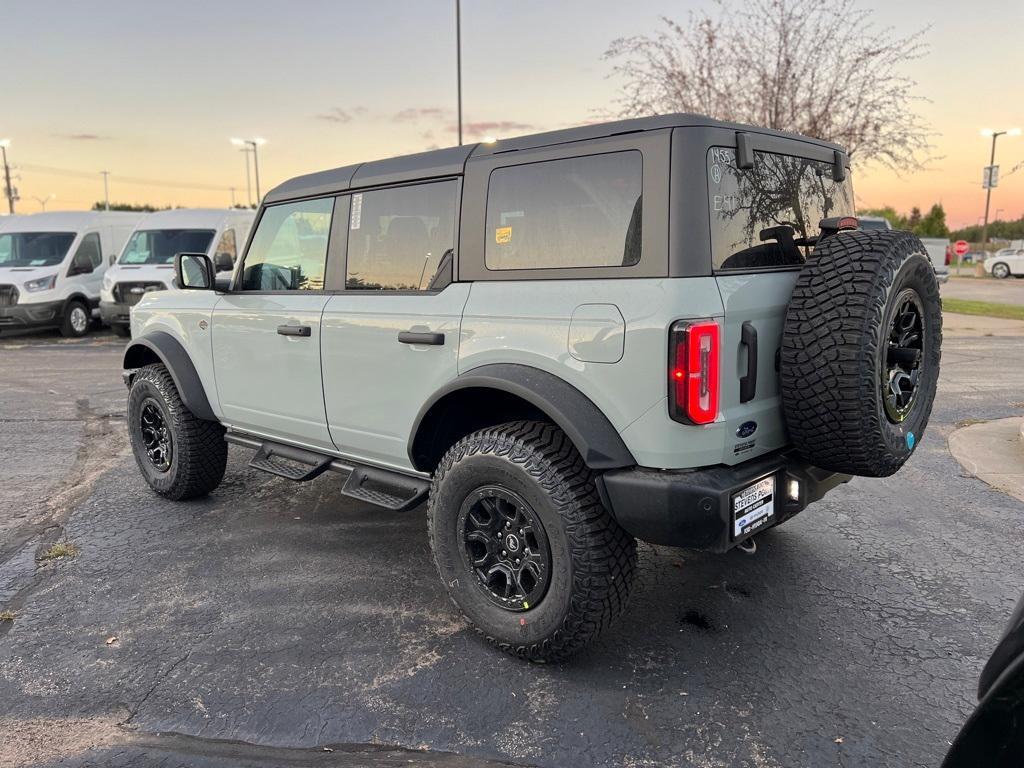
[781,230,942,477]
[127,363,227,500]
[59,300,90,338]
[428,420,637,662]
[991,262,1011,279]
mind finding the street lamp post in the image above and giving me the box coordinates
[980,128,1021,249]
[100,171,110,210]
[32,193,55,212]
[455,0,463,146]
[231,138,266,204]
[0,140,15,214]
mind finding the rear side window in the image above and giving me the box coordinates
[241,198,333,291]
[345,180,457,291]
[708,147,854,270]
[485,151,642,271]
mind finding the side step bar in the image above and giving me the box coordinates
[225,433,429,512]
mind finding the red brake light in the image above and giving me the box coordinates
[944,246,952,266]
[669,320,720,425]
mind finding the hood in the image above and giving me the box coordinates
[108,263,176,282]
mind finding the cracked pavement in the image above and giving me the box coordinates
[1,325,1023,767]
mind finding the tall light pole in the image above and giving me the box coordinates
[455,0,463,146]
[100,170,110,210]
[0,139,15,214]
[231,138,266,204]
[979,128,1020,248]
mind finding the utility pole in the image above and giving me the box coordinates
[456,0,463,146]
[100,171,110,210]
[980,128,1021,249]
[230,187,236,208]
[0,140,15,214]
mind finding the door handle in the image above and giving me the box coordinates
[277,324,311,337]
[398,330,445,346]
[739,321,758,403]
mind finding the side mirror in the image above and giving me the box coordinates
[175,252,214,290]
[214,252,234,272]
[108,254,117,266]
[68,260,94,276]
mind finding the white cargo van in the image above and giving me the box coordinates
[100,208,256,335]
[919,237,950,283]
[0,211,144,336]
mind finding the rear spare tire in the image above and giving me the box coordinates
[781,230,942,477]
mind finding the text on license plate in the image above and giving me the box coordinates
[732,476,775,539]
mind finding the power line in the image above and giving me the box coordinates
[17,162,236,192]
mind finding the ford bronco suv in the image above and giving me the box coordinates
[122,114,942,661]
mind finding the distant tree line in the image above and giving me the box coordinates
[949,216,1024,244]
[858,204,949,237]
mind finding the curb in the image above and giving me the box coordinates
[948,417,1024,505]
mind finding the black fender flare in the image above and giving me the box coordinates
[409,363,636,471]
[123,331,217,421]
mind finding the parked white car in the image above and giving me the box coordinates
[0,211,144,336]
[983,248,1024,279]
[100,208,256,335]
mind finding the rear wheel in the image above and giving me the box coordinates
[428,421,637,661]
[992,262,1011,279]
[127,363,227,500]
[60,300,90,338]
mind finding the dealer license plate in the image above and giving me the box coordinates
[732,476,776,539]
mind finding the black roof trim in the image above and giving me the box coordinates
[264,113,847,204]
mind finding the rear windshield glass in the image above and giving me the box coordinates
[0,232,76,267]
[119,229,216,265]
[708,147,854,270]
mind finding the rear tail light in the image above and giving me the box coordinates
[945,246,952,266]
[669,320,721,425]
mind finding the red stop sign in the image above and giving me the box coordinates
[954,240,969,257]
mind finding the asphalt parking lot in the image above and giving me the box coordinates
[2,322,1023,768]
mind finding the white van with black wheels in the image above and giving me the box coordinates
[0,211,144,337]
[100,208,256,336]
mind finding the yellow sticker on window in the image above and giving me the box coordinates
[495,226,512,244]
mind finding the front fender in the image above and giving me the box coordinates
[123,331,217,422]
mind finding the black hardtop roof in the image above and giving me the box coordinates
[264,113,846,204]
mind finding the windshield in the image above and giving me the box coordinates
[708,147,855,270]
[119,229,216,265]
[0,232,76,267]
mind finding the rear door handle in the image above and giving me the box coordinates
[739,321,758,403]
[277,324,311,337]
[398,330,445,346]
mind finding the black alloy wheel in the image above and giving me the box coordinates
[139,398,172,472]
[883,288,926,424]
[459,485,551,611]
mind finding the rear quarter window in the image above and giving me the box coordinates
[485,151,642,271]
[708,147,854,271]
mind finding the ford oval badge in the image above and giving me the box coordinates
[736,421,758,438]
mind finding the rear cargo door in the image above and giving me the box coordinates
[706,142,855,464]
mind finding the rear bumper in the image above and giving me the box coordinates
[100,300,131,327]
[598,451,850,552]
[0,300,64,331]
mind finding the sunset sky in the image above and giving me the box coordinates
[2,0,1021,229]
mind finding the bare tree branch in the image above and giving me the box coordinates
[603,0,933,171]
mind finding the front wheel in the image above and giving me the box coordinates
[60,300,90,338]
[991,262,1011,279]
[127,363,227,500]
[428,421,637,662]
